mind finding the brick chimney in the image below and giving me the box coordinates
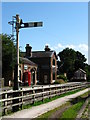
[44,45,50,51]
[25,44,32,58]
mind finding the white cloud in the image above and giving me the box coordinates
[52,43,88,52]
[51,47,54,50]
[65,44,75,49]
[50,43,88,61]
[46,43,88,57]
[78,44,88,52]
[52,43,75,50]
[57,43,64,49]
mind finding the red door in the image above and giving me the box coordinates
[28,71,31,86]
[23,71,31,86]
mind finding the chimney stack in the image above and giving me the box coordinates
[44,45,50,51]
[25,44,32,58]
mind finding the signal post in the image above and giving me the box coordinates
[8,14,43,112]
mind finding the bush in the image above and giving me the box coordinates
[87,79,90,82]
[57,74,67,82]
[54,79,66,84]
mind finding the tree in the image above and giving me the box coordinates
[74,51,86,70]
[84,64,90,81]
[58,48,87,80]
[1,34,16,86]
[58,48,76,78]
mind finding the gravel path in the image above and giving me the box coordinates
[2,88,89,119]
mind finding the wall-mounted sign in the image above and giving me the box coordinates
[24,65,28,70]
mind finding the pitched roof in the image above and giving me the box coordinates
[79,68,86,73]
[31,51,54,58]
[20,57,37,66]
[21,51,57,59]
[75,68,86,74]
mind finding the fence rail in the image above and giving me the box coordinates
[0,82,90,115]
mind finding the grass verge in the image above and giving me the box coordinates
[37,102,71,119]
[22,88,83,109]
[81,101,90,119]
[36,90,89,119]
[60,100,84,119]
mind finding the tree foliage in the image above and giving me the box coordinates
[74,51,86,70]
[1,34,16,85]
[84,64,90,81]
[58,48,87,80]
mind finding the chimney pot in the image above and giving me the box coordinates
[25,44,32,58]
[45,45,50,51]
[26,44,29,47]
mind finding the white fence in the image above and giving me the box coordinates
[0,82,90,115]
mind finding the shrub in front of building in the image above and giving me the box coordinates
[57,74,68,82]
[54,79,66,84]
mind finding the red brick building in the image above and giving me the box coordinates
[19,57,37,85]
[22,44,57,84]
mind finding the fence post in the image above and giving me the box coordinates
[71,85,73,90]
[61,86,63,94]
[63,86,65,93]
[62,86,64,93]
[64,86,66,93]
[4,91,7,115]
[75,84,77,90]
[32,87,35,104]
[59,86,61,95]
[12,91,19,112]
[21,88,23,109]
[42,85,44,102]
[55,85,57,95]
[49,85,51,99]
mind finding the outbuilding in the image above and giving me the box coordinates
[71,68,87,81]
